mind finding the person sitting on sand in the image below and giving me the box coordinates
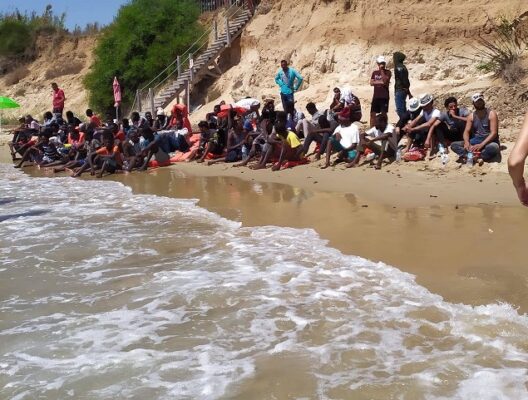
[91,130,123,177]
[261,98,277,123]
[234,97,260,124]
[130,111,148,130]
[208,117,249,165]
[329,87,344,115]
[321,108,360,169]
[271,117,304,171]
[15,131,66,169]
[361,113,396,170]
[138,127,170,170]
[402,93,448,156]
[442,96,469,143]
[300,114,334,160]
[52,127,87,174]
[86,109,102,128]
[197,120,225,163]
[65,111,82,127]
[153,108,169,131]
[9,117,35,161]
[450,93,500,165]
[121,129,144,172]
[233,117,273,168]
[395,97,421,145]
[296,102,324,138]
[249,111,289,170]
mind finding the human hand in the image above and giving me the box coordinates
[463,141,471,151]
[470,143,483,152]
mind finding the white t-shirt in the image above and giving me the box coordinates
[366,124,396,151]
[333,124,360,149]
[420,108,441,122]
[235,98,260,109]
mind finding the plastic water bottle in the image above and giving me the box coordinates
[438,144,449,165]
[466,152,474,167]
[396,148,402,162]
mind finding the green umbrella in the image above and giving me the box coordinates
[0,96,20,134]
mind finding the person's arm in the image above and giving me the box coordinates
[462,114,473,151]
[471,111,498,151]
[411,116,438,132]
[293,69,303,92]
[275,70,286,91]
[509,110,528,205]
[272,141,288,171]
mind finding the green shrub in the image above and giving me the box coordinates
[0,19,33,57]
[84,0,203,113]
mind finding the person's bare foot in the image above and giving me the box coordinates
[345,162,357,168]
[477,158,484,166]
[314,153,321,161]
[320,163,329,170]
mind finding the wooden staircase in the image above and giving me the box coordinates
[133,1,257,113]
[154,7,252,109]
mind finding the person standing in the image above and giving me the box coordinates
[51,82,65,116]
[393,52,412,119]
[369,56,391,128]
[274,60,303,119]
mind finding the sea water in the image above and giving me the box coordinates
[0,164,527,399]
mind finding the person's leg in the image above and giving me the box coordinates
[301,129,321,156]
[197,142,212,163]
[321,138,337,169]
[450,141,466,159]
[481,142,500,162]
[395,89,407,119]
[14,148,35,168]
[251,143,273,170]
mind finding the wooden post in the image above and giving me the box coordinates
[190,53,194,82]
[177,55,181,76]
[149,88,155,115]
[185,80,190,108]
[137,89,142,112]
[226,17,231,46]
[214,20,218,41]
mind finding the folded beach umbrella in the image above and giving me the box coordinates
[0,96,20,133]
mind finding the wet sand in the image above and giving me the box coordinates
[102,166,528,314]
[5,144,528,315]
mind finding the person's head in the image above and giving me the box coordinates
[333,87,341,99]
[65,110,74,120]
[101,130,114,147]
[122,118,130,128]
[234,115,244,130]
[156,107,165,119]
[275,111,288,124]
[393,52,406,65]
[51,82,58,91]
[306,102,317,115]
[86,109,94,117]
[444,96,458,112]
[274,117,288,138]
[50,122,59,133]
[338,107,352,126]
[407,97,421,115]
[280,59,289,71]
[145,111,153,121]
[419,93,434,112]
[264,98,275,111]
[38,133,50,143]
[25,115,33,124]
[198,121,209,133]
[109,123,119,134]
[376,55,387,70]
[44,111,53,120]
[213,104,221,115]
[374,113,388,131]
[131,112,140,122]
[18,116,25,124]
[471,93,486,110]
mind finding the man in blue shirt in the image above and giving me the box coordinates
[275,60,303,119]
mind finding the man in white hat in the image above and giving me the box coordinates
[451,93,499,164]
[369,55,392,128]
[403,93,448,156]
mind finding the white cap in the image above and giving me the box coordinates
[156,107,165,116]
[471,93,484,103]
[407,97,420,112]
[376,55,386,64]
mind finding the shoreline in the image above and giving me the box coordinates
[3,148,528,314]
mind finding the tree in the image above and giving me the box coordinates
[84,0,202,113]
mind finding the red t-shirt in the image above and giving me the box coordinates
[52,88,65,109]
[90,115,102,127]
[371,69,391,100]
[114,130,126,142]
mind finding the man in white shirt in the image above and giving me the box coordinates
[321,107,360,169]
[402,93,449,156]
[362,113,396,169]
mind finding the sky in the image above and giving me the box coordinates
[0,0,129,30]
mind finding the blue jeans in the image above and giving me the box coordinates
[280,93,295,116]
[395,89,407,119]
[450,137,500,162]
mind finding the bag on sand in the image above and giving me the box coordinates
[403,147,426,162]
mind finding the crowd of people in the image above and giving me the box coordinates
[9,53,501,178]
